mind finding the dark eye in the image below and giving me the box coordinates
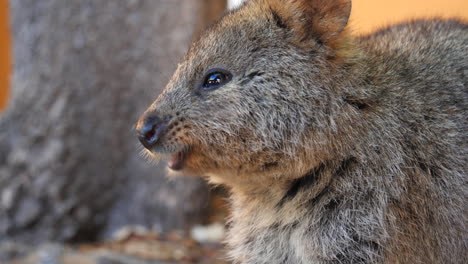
[201,69,232,91]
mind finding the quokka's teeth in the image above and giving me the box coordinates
[168,151,186,171]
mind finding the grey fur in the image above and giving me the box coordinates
[137,0,468,263]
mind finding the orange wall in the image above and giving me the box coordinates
[0,0,9,109]
[0,1,467,110]
[351,0,468,34]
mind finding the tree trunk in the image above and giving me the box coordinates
[0,0,226,243]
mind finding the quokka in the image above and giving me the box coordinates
[137,0,468,263]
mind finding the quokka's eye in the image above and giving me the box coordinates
[201,69,232,91]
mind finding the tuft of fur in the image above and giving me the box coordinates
[137,0,468,263]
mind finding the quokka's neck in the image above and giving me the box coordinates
[229,156,359,221]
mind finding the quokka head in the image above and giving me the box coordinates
[136,0,358,184]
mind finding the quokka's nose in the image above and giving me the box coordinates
[136,115,167,150]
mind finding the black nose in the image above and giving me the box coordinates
[136,116,167,150]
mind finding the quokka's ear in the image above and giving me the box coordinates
[266,0,352,44]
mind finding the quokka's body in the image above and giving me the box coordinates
[136,0,468,263]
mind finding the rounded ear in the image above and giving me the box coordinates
[267,0,352,43]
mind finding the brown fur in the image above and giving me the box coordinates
[136,0,468,263]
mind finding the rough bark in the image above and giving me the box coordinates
[0,0,226,243]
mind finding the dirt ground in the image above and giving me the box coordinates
[1,231,230,264]
[1,191,231,264]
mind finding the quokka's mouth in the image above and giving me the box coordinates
[167,149,189,171]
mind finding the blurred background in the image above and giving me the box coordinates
[0,0,466,263]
